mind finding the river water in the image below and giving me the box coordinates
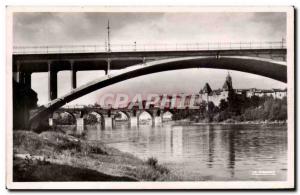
[86,122,287,181]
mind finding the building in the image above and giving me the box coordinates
[199,72,287,107]
[124,72,287,109]
[245,88,287,99]
[199,72,233,106]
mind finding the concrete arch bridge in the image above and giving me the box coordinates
[12,41,287,130]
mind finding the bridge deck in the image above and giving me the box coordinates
[13,41,286,54]
[13,48,286,73]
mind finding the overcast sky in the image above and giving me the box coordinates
[13,12,287,105]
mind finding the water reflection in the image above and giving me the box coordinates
[85,122,287,181]
[165,126,183,156]
[228,129,235,178]
[208,125,215,168]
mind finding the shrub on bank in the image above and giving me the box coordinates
[138,157,170,181]
[146,157,158,168]
[13,131,56,156]
[13,130,108,156]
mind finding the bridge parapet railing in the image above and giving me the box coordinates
[13,41,286,54]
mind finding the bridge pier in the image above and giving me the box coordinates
[70,61,77,89]
[14,71,32,89]
[49,117,54,127]
[19,72,32,88]
[151,116,155,127]
[104,115,114,130]
[13,72,20,83]
[105,59,111,75]
[152,109,162,126]
[76,118,84,135]
[13,69,37,129]
[130,116,138,127]
[23,73,31,89]
[13,61,21,83]
[48,62,58,101]
[154,116,162,126]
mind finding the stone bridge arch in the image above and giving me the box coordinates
[113,110,131,127]
[52,110,76,125]
[84,111,105,125]
[162,110,174,122]
[137,110,155,126]
[50,110,77,133]
[114,110,130,120]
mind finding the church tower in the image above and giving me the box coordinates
[220,72,233,100]
[222,72,233,91]
[199,83,212,103]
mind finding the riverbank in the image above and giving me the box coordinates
[13,130,180,181]
[192,119,287,125]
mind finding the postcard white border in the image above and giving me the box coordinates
[6,6,295,190]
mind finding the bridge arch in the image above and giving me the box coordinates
[162,110,174,122]
[137,110,154,125]
[114,111,130,121]
[84,111,104,125]
[29,56,287,129]
[52,111,76,125]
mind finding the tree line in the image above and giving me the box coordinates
[172,91,287,123]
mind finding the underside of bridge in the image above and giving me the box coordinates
[28,56,287,130]
[13,55,287,130]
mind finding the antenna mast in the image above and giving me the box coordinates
[107,20,111,52]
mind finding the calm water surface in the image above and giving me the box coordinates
[86,122,287,181]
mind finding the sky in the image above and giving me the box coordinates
[13,12,287,105]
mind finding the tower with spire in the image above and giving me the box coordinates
[199,72,234,106]
[220,71,233,100]
[202,83,212,102]
[222,71,233,91]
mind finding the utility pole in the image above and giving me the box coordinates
[106,20,111,76]
[134,41,137,51]
[104,37,107,52]
[107,20,111,52]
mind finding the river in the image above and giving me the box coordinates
[86,122,287,181]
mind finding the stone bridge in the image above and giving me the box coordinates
[51,106,176,134]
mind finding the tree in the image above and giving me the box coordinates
[219,99,228,111]
[242,96,287,121]
[199,101,207,119]
[94,102,100,107]
[207,101,216,122]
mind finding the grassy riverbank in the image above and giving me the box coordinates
[13,130,180,181]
